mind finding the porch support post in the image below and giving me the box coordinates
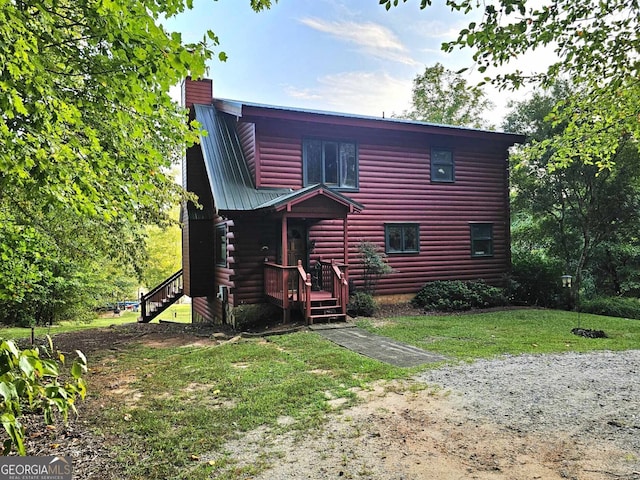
[281,215,290,323]
[281,215,288,266]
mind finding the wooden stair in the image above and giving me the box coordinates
[138,270,184,323]
[308,292,347,324]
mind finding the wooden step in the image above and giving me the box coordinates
[309,313,347,325]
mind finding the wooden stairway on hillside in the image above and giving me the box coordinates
[138,270,184,323]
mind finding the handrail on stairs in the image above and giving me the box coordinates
[139,269,184,323]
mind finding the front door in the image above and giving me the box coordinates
[287,223,307,269]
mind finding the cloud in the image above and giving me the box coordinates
[284,71,413,117]
[299,17,418,66]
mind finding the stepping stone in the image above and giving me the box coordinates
[313,326,446,367]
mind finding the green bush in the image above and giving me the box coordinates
[411,280,506,312]
[509,250,564,308]
[579,296,640,320]
[347,292,378,317]
[0,338,87,455]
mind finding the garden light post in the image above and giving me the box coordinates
[560,274,580,328]
[561,274,581,329]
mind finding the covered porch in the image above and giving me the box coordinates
[259,185,363,324]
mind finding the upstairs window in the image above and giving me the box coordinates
[470,223,493,257]
[385,223,420,254]
[431,148,454,183]
[304,139,358,189]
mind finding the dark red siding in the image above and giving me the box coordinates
[182,77,212,109]
[226,214,278,306]
[238,122,257,181]
[192,296,219,324]
[239,117,512,299]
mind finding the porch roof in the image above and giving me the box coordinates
[193,103,363,215]
[255,183,364,213]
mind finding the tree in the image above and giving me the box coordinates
[0,193,144,325]
[141,211,182,290]
[381,0,640,168]
[0,0,275,324]
[505,83,640,301]
[396,63,494,129]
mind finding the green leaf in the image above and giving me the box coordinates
[0,382,17,401]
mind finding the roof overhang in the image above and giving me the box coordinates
[256,184,364,215]
[214,98,526,145]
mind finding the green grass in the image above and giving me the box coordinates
[0,304,191,341]
[357,309,640,360]
[96,331,407,479]
[7,307,639,479]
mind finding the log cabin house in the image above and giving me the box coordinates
[139,77,524,326]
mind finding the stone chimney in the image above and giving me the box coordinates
[181,77,213,109]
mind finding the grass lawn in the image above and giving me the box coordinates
[93,330,408,479]
[357,308,640,360]
[5,307,640,479]
[0,303,191,341]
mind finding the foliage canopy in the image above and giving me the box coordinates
[505,82,640,301]
[381,0,640,168]
[0,0,275,324]
[396,63,494,129]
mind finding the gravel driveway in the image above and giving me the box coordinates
[238,349,640,480]
[418,350,640,455]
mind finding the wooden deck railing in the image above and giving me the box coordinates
[139,269,183,323]
[264,260,347,322]
[264,261,311,321]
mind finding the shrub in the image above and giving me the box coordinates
[579,296,640,320]
[347,292,378,317]
[357,241,393,295]
[411,280,506,312]
[0,338,87,455]
[510,250,564,308]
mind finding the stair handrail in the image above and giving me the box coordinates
[296,260,312,322]
[143,269,183,300]
[330,261,349,316]
[140,269,183,322]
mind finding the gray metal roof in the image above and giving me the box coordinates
[194,104,291,211]
[255,184,364,212]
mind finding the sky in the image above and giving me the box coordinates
[165,0,537,130]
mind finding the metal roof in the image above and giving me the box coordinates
[255,184,364,212]
[194,104,291,211]
[194,105,364,214]
[213,98,525,140]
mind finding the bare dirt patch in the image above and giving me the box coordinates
[15,321,640,480]
[213,379,639,480]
